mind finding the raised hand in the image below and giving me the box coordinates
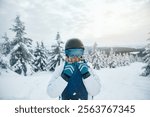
[77,62,91,79]
[61,63,74,82]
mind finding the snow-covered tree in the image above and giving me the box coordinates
[47,32,64,71]
[1,33,11,56]
[86,45,139,69]
[88,43,101,70]
[142,37,150,77]
[0,33,10,71]
[9,16,33,76]
[97,50,108,68]
[33,42,48,72]
[129,54,136,63]
[0,53,7,71]
[92,51,101,70]
[122,53,130,66]
[108,48,117,68]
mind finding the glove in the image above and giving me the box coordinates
[77,62,91,79]
[61,63,74,82]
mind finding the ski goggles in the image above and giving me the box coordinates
[65,49,84,57]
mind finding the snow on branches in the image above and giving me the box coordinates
[142,36,150,77]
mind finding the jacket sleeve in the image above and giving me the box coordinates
[83,68,101,96]
[47,64,68,98]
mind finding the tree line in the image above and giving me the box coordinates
[0,16,149,77]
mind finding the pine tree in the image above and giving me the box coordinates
[0,33,10,70]
[108,48,117,68]
[9,16,33,76]
[128,53,134,63]
[47,32,64,71]
[92,51,101,70]
[90,43,101,70]
[33,42,48,72]
[0,52,7,71]
[115,53,123,67]
[122,53,130,66]
[142,35,150,77]
[1,33,11,56]
[96,50,106,68]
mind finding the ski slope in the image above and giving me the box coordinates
[0,62,150,100]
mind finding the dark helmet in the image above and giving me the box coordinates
[65,38,84,50]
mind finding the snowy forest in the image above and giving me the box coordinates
[0,16,150,100]
[0,16,65,76]
[0,16,149,76]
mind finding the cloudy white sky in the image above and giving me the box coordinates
[0,0,150,47]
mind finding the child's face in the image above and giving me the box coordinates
[65,56,81,63]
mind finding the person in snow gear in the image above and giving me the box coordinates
[47,38,101,100]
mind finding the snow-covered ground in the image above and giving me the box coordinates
[94,62,150,100]
[0,62,150,100]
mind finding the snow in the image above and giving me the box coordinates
[0,70,51,100]
[0,62,150,100]
[130,51,140,55]
[94,62,150,100]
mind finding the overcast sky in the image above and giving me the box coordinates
[0,0,150,47]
